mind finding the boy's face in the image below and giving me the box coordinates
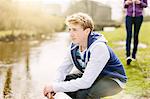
[68,24,87,44]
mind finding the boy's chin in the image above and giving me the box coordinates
[72,41,79,44]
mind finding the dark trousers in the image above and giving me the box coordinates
[125,15,143,58]
[64,74,122,99]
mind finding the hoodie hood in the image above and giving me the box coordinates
[87,32,107,48]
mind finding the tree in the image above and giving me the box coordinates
[0,0,17,34]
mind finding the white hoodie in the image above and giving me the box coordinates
[52,33,112,92]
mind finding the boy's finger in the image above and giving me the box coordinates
[47,93,53,99]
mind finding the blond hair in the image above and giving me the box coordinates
[65,12,94,31]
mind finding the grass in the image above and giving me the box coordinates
[101,22,150,98]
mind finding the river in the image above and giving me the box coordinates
[0,32,70,99]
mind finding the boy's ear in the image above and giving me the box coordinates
[85,28,91,34]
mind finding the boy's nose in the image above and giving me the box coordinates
[69,31,74,36]
[70,32,74,37]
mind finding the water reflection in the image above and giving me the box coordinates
[3,67,12,99]
[25,46,31,79]
[0,40,41,99]
[0,32,69,99]
[0,41,32,65]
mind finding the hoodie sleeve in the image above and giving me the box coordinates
[54,48,73,82]
[52,42,110,92]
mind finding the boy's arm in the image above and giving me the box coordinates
[52,42,110,92]
[54,48,73,82]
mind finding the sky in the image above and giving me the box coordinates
[15,0,70,5]
[42,0,70,5]
[41,0,123,20]
[36,0,124,20]
[42,0,70,11]
[13,0,150,21]
[13,0,71,11]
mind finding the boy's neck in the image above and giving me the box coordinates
[79,40,87,52]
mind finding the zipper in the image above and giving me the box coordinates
[132,1,135,17]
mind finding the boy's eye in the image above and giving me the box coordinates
[68,28,71,32]
[72,28,76,31]
[68,28,77,32]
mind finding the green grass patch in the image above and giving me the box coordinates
[101,22,150,97]
[0,30,12,37]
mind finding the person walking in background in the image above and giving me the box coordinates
[124,0,147,65]
[43,12,127,99]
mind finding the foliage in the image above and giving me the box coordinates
[0,0,65,36]
[0,0,17,31]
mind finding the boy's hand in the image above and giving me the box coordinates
[46,93,54,99]
[43,85,55,99]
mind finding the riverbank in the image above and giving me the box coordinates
[0,30,54,42]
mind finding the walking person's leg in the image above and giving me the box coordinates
[125,16,133,65]
[132,16,143,60]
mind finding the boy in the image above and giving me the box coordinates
[43,12,127,99]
